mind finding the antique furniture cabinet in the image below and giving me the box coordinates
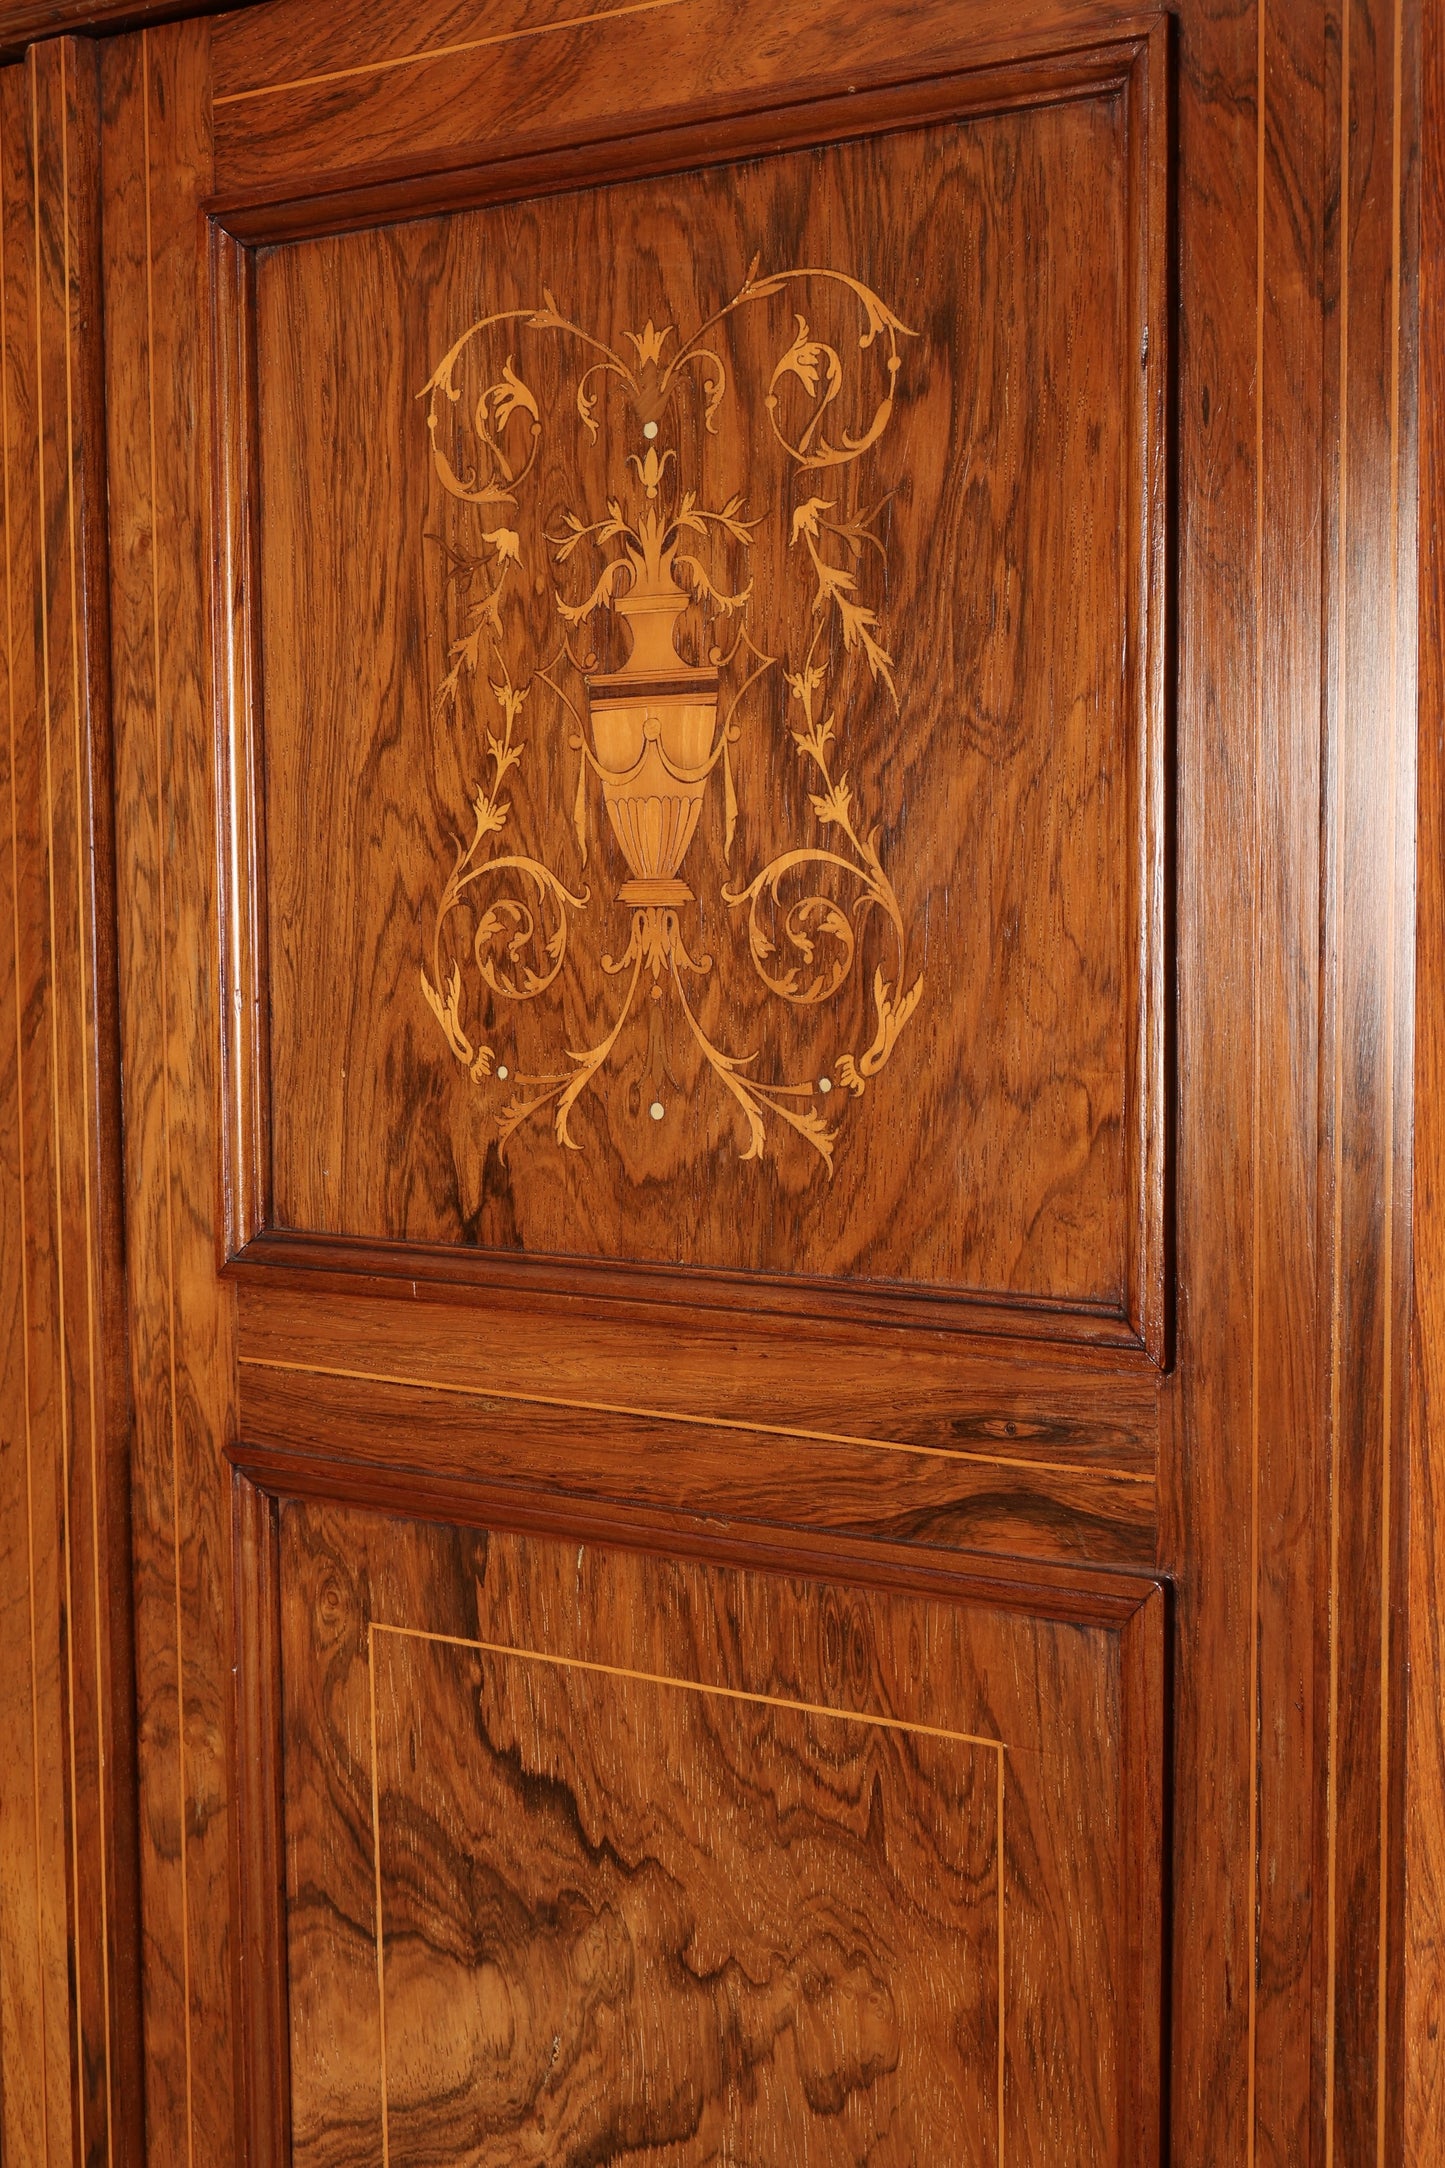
[0,0,1440,2160]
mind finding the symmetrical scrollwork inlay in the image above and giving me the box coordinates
[418,257,923,1175]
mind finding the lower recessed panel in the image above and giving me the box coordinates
[277,1505,1158,2166]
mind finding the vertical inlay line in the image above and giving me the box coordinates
[1248,3,1267,2154]
[368,1624,391,2168]
[1,82,49,2168]
[996,1744,1005,2168]
[31,49,85,2168]
[142,32,194,2165]
[1377,0,1404,2150]
[59,46,114,2164]
[1325,0,1351,2151]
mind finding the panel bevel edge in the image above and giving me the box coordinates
[203,16,1166,240]
[211,218,270,1262]
[225,1431,1166,1632]
[230,1467,290,2168]
[1125,9,1174,1369]
[1119,1574,1168,2165]
[210,18,1176,1367]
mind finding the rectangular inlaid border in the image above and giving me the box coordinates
[366,1620,1006,2168]
[209,19,1172,1363]
[229,1446,1166,2168]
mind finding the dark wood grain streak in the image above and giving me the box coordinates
[0,36,142,2168]
[232,1433,1161,1632]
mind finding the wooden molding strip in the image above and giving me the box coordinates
[227,1430,1165,1631]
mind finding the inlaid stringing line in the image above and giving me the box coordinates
[1324,0,1350,2146]
[367,1626,391,2168]
[369,1619,1010,2147]
[1378,0,1406,2152]
[0,76,50,2168]
[997,1741,1006,2167]
[31,48,86,2168]
[142,33,195,2168]
[238,1353,1154,1487]
[213,0,693,109]
[1248,4,1266,2154]
[59,46,116,2161]
[373,1619,1007,1753]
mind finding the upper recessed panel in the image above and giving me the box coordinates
[251,73,1161,1320]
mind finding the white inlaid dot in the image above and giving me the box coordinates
[649,1100,665,1121]
[642,420,659,440]
[818,1076,832,1094]
[496,1064,509,1080]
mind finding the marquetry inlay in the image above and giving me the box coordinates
[418,259,922,1177]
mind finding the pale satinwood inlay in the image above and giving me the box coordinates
[239,1352,1154,1486]
[213,0,695,109]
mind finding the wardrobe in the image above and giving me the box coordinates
[0,0,1438,2159]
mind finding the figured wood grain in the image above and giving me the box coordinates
[235,1280,1163,1467]
[1406,6,1445,2153]
[73,0,1428,2161]
[0,2,234,63]
[1248,3,1327,2155]
[208,2,1149,218]
[100,23,238,2168]
[1319,0,1419,2157]
[242,72,1163,1344]
[0,37,142,2168]
[271,1501,1162,2167]
[237,1365,1158,1568]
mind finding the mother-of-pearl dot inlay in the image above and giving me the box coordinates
[642,420,659,439]
[650,1101,665,1120]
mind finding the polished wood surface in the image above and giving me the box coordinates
[1407,1,1443,2152]
[0,37,142,2168]
[102,20,239,2163]
[236,1282,1161,1567]
[264,1497,1160,2168]
[0,3,235,63]
[240,55,1166,1352]
[37,0,1423,2163]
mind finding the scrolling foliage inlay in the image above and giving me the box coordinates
[418,258,923,1176]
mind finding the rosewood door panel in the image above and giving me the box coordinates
[249,83,1160,1325]
[88,0,1419,2160]
[97,7,1176,2162]
[257,1494,1160,2168]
